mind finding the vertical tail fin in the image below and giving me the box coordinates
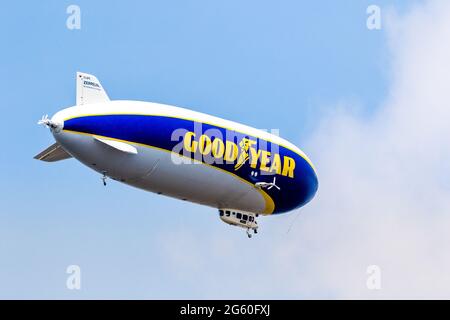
[76,72,110,106]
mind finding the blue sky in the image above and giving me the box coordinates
[0,0,428,299]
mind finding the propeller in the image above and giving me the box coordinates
[255,176,281,191]
[267,177,281,190]
[38,115,59,130]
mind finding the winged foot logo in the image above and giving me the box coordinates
[179,131,296,178]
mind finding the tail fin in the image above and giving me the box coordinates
[76,72,110,106]
[34,142,72,162]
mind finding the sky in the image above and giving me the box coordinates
[2,0,449,299]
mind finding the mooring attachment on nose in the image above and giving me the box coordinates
[37,115,62,131]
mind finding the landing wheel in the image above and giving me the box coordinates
[254,229,258,234]
[101,171,108,186]
[246,229,252,238]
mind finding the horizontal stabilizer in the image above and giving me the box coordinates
[94,136,138,154]
[77,72,110,106]
[34,143,72,162]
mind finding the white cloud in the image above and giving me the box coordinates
[290,0,450,298]
[155,0,450,299]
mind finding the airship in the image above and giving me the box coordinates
[36,72,318,237]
